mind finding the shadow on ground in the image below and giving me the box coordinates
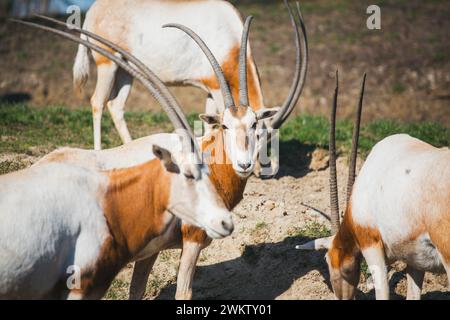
[0,92,31,104]
[268,140,316,179]
[155,235,331,300]
[153,234,450,300]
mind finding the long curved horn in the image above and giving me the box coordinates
[33,14,192,133]
[346,74,366,204]
[11,19,201,161]
[271,1,308,129]
[163,23,236,110]
[238,16,253,107]
[330,70,340,235]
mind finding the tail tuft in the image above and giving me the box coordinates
[73,34,90,94]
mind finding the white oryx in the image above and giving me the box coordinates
[297,73,450,300]
[73,0,308,176]
[2,19,235,300]
[33,1,308,300]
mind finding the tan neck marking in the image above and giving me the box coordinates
[201,128,248,210]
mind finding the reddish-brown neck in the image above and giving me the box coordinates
[201,129,248,210]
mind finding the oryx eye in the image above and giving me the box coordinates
[222,125,228,130]
[251,122,257,130]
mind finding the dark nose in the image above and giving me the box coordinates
[221,220,234,234]
[238,162,251,170]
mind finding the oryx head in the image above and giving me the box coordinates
[164,0,308,178]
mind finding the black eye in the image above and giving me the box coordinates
[251,123,257,130]
[222,125,228,130]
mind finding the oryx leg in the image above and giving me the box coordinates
[107,69,133,145]
[175,241,203,300]
[90,62,118,150]
[361,246,390,300]
[176,225,211,300]
[128,253,159,300]
[405,266,424,300]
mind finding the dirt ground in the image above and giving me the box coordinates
[2,149,448,300]
[1,0,449,127]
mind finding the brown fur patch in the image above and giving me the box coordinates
[102,159,171,257]
[73,159,172,298]
[329,202,383,269]
[229,106,250,119]
[181,224,211,247]
[200,46,263,109]
[427,207,450,264]
[202,128,248,209]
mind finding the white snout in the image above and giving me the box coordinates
[202,209,235,239]
[232,150,255,177]
[195,179,235,239]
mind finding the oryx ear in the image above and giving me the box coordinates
[199,113,221,125]
[152,145,180,174]
[295,236,334,251]
[256,107,280,120]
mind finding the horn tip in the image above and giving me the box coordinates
[162,23,177,29]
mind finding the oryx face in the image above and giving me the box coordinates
[200,106,278,178]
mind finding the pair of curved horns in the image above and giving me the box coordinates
[164,0,308,129]
[329,72,367,234]
[163,15,254,110]
[297,72,366,250]
[11,15,201,163]
[271,0,309,129]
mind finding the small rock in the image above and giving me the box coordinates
[264,200,276,211]
[309,148,329,171]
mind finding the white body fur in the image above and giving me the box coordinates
[346,134,449,299]
[352,134,449,270]
[0,163,110,299]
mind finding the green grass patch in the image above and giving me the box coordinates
[105,279,129,300]
[0,103,448,160]
[0,103,197,155]
[280,114,449,158]
[289,221,331,239]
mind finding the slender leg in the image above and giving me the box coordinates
[362,246,390,300]
[107,69,133,144]
[90,63,117,150]
[129,253,159,300]
[175,241,203,300]
[405,266,424,300]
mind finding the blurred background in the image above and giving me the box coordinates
[0,0,449,127]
